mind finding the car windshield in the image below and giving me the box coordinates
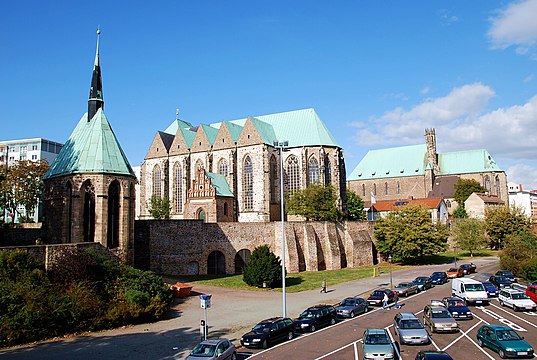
[496,329,522,341]
[365,333,391,345]
[341,299,356,306]
[300,310,320,318]
[483,283,495,289]
[496,276,510,282]
[465,284,485,291]
[512,293,529,300]
[397,283,410,288]
[500,271,514,277]
[190,343,216,357]
[432,272,444,276]
[414,278,426,283]
[372,290,384,297]
[431,310,451,318]
[400,319,423,329]
[448,300,466,307]
[252,322,271,332]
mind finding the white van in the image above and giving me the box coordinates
[451,278,488,305]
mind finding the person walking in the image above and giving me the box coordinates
[320,279,327,293]
[393,292,400,309]
[382,292,390,310]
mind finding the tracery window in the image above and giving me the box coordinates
[309,156,319,185]
[243,156,253,210]
[152,164,162,198]
[270,155,278,203]
[325,158,331,185]
[286,155,300,193]
[218,159,228,176]
[173,162,183,213]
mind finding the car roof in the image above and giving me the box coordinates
[500,288,522,294]
[398,312,418,319]
[259,317,285,323]
[199,338,228,345]
[428,306,449,311]
[443,296,463,301]
[365,328,388,335]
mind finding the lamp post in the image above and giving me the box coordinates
[274,140,288,318]
[454,245,457,267]
[388,255,393,289]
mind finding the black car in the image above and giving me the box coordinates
[495,270,517,283]
[459,263,477,275]
[430,271,448,285]
[295,305,337,332]
[241,317,295,349]
[489,275,513,288]
[415,350,454,359]
[442,296,473,320]
[413,276,434,291]
[367,289,395,306]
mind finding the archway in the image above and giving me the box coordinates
[208,251,226,274]
[197,208,206,221]
[234,249,251,274]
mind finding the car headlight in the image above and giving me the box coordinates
[301,323,309,328]
[402,335,412,340]
[252,338,261,343]
[341,309,350,313]
[505,348,515,352]
[452,311,458,314]
[528,347,533,352]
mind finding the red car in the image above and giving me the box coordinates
[527,284,537,304]
[446,268,463,278]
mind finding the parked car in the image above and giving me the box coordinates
[294,304,337,332]
[422,305,458,333]
[489,275,513,289]
[495,270,518,283]
[367,289,395,306]
[393,282,419,297]
[482,281,499,297]
[527,284,537,304]
[413,276,434,291]
[415,350,454,360]
[442,297,473,320]
[362,328,395,360]
[336,297,369,318]
[477,324,534,359]
[430,272,449,285]
[499,288,537,312]
[393,312,430,345]
[240,317,295,349]
[459,263,477,275]
[446,268,463,279]
[187,338,237,360]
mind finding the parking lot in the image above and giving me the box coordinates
[246,263,537,360]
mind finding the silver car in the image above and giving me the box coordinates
[422,305,458,333]
[186,338,237,360]
[393,312,430,345]
[362,328,395,360]
[336,297,369,318]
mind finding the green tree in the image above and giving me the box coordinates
[148,196,171,219]
[287,183,343,221]
[242,245,283,288]
[500,231,537,279]
[451,218,487,256]
[453,179,486,208]
[452,206,468,219]
[346,190,366,220]
[373,204,449,263]
[485,205,531,249]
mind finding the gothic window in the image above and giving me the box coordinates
[325,158,331,185]
[385,182,388,195]
[82,180,95,243]
[66,181,73,243]
[286,155,300,193]
[270,155,278,203]
[173,162,183,213]
[373,183,377,196]
[218,159,228,176]
[485,175,491,192]
[243,156,253,210]
[223,202,228,216]
[362,184,366,197]
[495,175,501,198]
[397,181,401,194]
[197,208,206,221]
[152,164,162,199]
[308,156,319,185]
[107,180,120,249]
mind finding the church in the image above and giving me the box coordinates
[139,109,347,222]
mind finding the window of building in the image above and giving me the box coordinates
[31,155,37,160]
[195,159,203,171]
[325,158,331,185]
[308,156,319,185]
[218,159,228,176]
[286,155,300,193]
[362,184,366,197]
[223,202,228,216]
[152,164,162,199]
[20,146,27,153]
[495,175,501,198]
[270,155,278,203]
[397,181,401,194]
[385,182,388,195]
[485,175,491,192]
[19,154,26,161]
[31,144,38,151]
[173,162,182,213]
[243,156,253,210]
[373,183,377,195]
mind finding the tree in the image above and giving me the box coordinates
[242,245,283,288]
[373,204,449,263]
[453,179,486,208]
[346,190,366,220]
[452,206,468,219]
[450,218,487,256]
[286,183,343,221]
[485,205,531,249]
[148,196,171,219]
[0,160,49,223]
[500,231,537,279]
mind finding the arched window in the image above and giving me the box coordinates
[152,164,161,199]
[107,180,120,248]
[373,183,377,196]
[495,175,501,198]
[218,159,228,176]
[485,175,491,192]
[195,159,204,171]
[234,249,251,274]
[362,184,366,197]
[385,182,388,195]
[397,181,401,194]
[325,157,331,185]
[270,155,278,203]
[82,180,95,243]
[65,181,73,243]
[243,156,253,210]
[308,156,319,185]
[208,251,226,274]
[173,162,183,213]
[286,155,300,193]
[223,202,228,216]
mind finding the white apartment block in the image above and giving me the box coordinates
[508,181,537,222]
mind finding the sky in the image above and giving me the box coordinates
[2,1,537,189]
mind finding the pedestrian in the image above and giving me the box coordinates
[382,292,390,310]
[393,292,400,309]
[320,279,327,293]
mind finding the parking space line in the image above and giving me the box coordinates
[442,319,483,351]
[314,339,362,360]
[488,303,537,329]
[461,329,495,360]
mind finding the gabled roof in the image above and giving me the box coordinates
[470,193,504,204]
[371,197,444,212]
[45,109,134,178]
[158,131,175,152]
[164,119,193,135]
[206,172,233,197]
[438,149,503,175]
[429,175,460,198]
[200,124,219,145]
[221,121,243,142]
[178,127,196,148]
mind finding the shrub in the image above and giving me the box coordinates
[242,245,283,288]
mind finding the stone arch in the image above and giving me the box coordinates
[197,208,206,221]
[82,180,95,242]
[234,249,251,274]
[324,156,331,185]
[207,251,226,274]
[107,180,121,249]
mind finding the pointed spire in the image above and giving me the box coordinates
[88,27,104,122]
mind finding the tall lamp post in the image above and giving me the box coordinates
[454,245,457,267]
[388,255,393,289]
[274,140,288,318]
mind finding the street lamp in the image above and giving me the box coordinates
[388,255,393,289]
[454,245,457,267]
[274,140,288,318]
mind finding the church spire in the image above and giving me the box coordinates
[88,27,104,122]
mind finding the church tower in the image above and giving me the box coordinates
[43,30,136,263]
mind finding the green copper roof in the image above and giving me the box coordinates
[200,124,219,145]
[222,121,243,142]
[164,119,192,135]
[206,172,233,197]
[178,127,196,148]
[348,144,427,180]
[45,109,134,178]
[438,149,503,175]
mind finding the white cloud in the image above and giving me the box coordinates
[524,74,534,82]
[421,86,431,95]
[438,9,459,26]
[507,163,537,190]
[488,0,537,52]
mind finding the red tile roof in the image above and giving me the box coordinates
[371,197,444,212]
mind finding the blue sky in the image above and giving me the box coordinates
[2,1,537,189]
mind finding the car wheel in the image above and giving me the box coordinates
[262,339,268,349]
[350,311,355,318]
[500,300,504,306]
[499,349,506,359]
[287,331,293,340]
[330,318,336,325]
[478,338,484,347]
[365,306,369,313]
[231,352,237,360]
[311,325,316,332]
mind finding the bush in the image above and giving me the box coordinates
[242,245,283,288]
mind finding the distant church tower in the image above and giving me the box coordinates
[43,30,136,263]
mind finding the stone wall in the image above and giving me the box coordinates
[0,223,45,247]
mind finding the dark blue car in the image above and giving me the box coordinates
[430,271,448,285]
[482,281,499,297]
[442,297,473,320]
